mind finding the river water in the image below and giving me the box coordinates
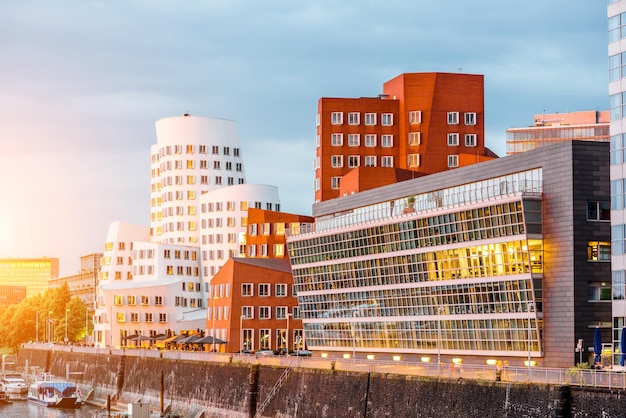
[0,401,105,417]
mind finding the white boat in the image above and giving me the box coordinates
[27,373,82,408]
[1,373,28,395]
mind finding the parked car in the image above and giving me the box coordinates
[256,349,275,356]
[294,350,312,357]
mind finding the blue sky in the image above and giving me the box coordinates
[0,1,609,275]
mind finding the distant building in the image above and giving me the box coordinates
[315,72,498,203]
[506,110,609,155]
[288,141,610,368]
[50,253,101,307]
[0,285,27,306]
[0,257,59,298]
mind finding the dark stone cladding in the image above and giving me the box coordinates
[15,347,626,417]
[310,141,611,368]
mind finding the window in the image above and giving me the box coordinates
[259,306,271,319]
[588,282,612,301]
[242,306,253,319]
[381,156,393,167]
[275,222,285,235]
[260,244,268,256]
[212,145,219,154]
[331,155,343,168]
[348,134,360,147]
[331,133,343,146]
[381,113,393,126]
[223,146,230,155]
[587,201,611,221]
[381,135,393,147]
[408,132,421,146]
[348,155,360,168]
[331,177,341,189]
[348,112,360,125]
[130,313,139,323]
[155,296,163,306]
[447,112,459,124]
[610,52,626,82]
[465,134,477,147]
[409,111,422,124]
[127,295,136,305]
[117,312,125,323]
[465,112,477,125]
[447,133,459,146]
[276,306,287,319]
[248,245,256,257]
[408,154,420,168]
[276,284,287,297]
[259,283,270,297]
[448,155,458,168]
[213,161,221,170]
[609,12,626,43]
[365,156,376,167]
[588,241,611,261]
[365,134,376,147]
[141,295,149,305]
[159,313,167,323]
[114,295,123,306]
[365,113,377,126]
[145,313,153,323]
[331,112,343,125]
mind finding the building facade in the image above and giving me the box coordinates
[609,0,626,365]
[50,253,102,308]
[288,141,611,368]
[315,72,498,203]
[0,257,59,298]
[506,110,609,155]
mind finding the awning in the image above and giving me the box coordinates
[152,333,168,341]
[195,335,226,345]
[122,334,139,341]
[177,334,201,344]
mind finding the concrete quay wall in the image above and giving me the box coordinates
[14,347,626,417]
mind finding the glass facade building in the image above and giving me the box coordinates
[288,141,611,368]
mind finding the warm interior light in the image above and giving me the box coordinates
[392,355,402,361]
[486,359,498,366]
[421,357,431,363]
[343,354,351,359]
[523,360,537,367]
[321,353,328,358]
[366,355,375,360]
[452,358,463,365]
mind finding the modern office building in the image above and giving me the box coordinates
[315,72,498,203]
[50,253,102,307]
[287,141,611,368]
[0,285,27,307]
[506,110,609,155]
[0,257,59,298]
[609,0,626,365]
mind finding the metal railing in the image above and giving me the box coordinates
[23,343,626,389]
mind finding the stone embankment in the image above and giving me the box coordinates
[14,347,626,417]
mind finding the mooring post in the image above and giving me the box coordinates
[160,369,164,415]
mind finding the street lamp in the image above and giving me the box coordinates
[36,311,39,343]
[528,301,535,369]
[65,308,69,343]
[48,311,53,343]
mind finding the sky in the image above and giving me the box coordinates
[0,1,609,276]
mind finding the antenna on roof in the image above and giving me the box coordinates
[183,111,190,116]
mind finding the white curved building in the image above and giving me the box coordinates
[151,115,246,245]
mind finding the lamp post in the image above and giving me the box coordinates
[85,308,90,345]
[65,308,69,343]
[240,313,247,352]
[48,311,53,343]
[36,311,39,343]
[286,312,293,354]
[528,301,535,369]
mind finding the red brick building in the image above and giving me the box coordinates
[315,72,498,202]
[207,209,312,353]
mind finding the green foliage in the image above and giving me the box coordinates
[0,283,92,351]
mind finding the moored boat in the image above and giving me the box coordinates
[0,383,12,405]
[2,373,28,395]
[27,373,81,408]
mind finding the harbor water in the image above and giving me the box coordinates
[0,401,103,417]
